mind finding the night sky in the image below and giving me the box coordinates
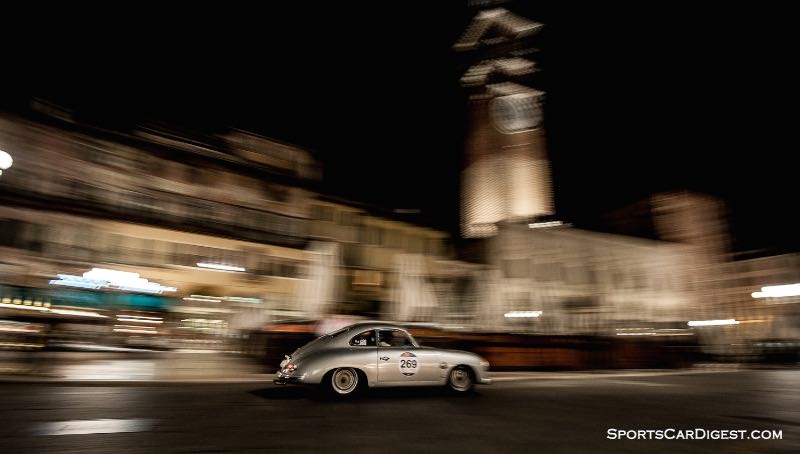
[1,1,798,254]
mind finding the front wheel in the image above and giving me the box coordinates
[447,366,474,394]
[329,368,360,396]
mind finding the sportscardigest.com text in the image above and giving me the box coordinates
[607,428,782,441]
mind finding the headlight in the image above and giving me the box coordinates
[480,359,490,369]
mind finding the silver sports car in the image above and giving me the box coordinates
[274,321,491,395]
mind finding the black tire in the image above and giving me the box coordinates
[447,365,474,394]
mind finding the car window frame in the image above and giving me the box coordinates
[377,328,418,348]
[349,329,377,347]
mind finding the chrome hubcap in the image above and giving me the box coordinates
[332,369,357,394]
[450,368,471,391]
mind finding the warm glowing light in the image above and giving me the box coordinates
[752,283,800,298]
[49,268,176,294]
[0,302,48,312]
[116,314,162,320]
[528,221,563,229]
[2,302,104,318]
[688,319,739,327]
[504,310,543,318]
[116,317,163,324]
[0,150,12,170]
[0,342,43,349]
[183,295,222,303]
[113,328,158,334]
[223,296,262,304]
[0,323,41,333]
[50,308,107,318]
[49,276,102,290]
[196,263,246,272]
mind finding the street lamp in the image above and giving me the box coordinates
[0,149,12,176]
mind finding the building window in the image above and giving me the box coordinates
[339,211,361,227]
[503,259,530,279]
[187,167,205,185]
[0,220,24,249]
[505,292,530,308]
[352,269,383,286]
[634,273,647,290]
[406,235,423,254]
[534,263,561,282]
[385,229,405,249]
[565,266,592,285]
[22,223,45,253]
[103,234,124,263]
[317,205,335,222]
[425,238,442,256]
[365,226,382,245]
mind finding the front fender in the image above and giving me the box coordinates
[441,351,492,385]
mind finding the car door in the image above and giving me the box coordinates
[376,329,440,384]
[346,329,379,380]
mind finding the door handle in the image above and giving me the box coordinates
[380,356,389,361]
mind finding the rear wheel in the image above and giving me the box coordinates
[329,368,359,396]
[447,366,474,394]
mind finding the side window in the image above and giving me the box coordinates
[378,330,414,348]
[349,330,376,347]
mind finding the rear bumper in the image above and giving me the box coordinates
[274,371,306,385]
[273,377,304,385]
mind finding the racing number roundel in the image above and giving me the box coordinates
[399,352,418,376]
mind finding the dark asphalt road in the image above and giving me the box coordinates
[0,369,797,453]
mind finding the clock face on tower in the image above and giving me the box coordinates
[489,93,542,134]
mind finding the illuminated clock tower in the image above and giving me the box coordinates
[455,5,554,238]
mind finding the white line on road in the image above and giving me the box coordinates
[35,418,154,436]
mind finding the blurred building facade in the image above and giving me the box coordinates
[477,222,696,335]
[0,112,320,348]
[0,109,480,348]
[447,3,800,357]
[304,198,481,326]
[709,253,800,356]
[601,192,800,354]
[452,5,697,335]
[0,4,796,356]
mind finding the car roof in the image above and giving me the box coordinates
[336,321,408,333]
